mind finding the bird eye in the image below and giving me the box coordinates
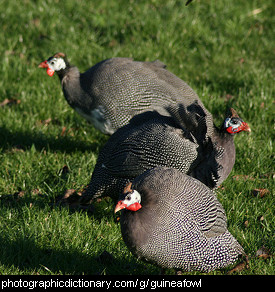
[230,118,241,126]
[50,61,55,65]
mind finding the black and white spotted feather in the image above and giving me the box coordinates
[39,54,208,134]
[81,103,250,204]
[117,167,245,272]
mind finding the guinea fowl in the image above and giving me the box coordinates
[80,103,250,204]
[38,52,208,135]
[114,167,245,272]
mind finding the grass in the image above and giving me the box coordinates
[0,0,274,275]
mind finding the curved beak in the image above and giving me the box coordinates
[38,60,48,68]
[38,60,55,76]
[114,200,127,213]
[242,122,251,132]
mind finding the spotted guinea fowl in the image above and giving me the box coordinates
[114,167,245,272]
[80,103,250,204]
[38,52,208,135]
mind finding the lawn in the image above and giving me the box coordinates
[0,0,274,275]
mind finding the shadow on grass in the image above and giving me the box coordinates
[0,234,152,275]
[0,194,154,275]
[0,197,157,275]
[0,125,105,154]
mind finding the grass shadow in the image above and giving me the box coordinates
[0,196,157,275]
[0,234,152,275]
[0,125,104,154]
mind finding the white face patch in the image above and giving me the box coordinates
[224,118,231,128]
[47,57,66,72]
[124,190,141,207]
[224,117,242,129]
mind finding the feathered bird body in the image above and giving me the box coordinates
[81,104,250,204]
[116,167,245,272]
[39,54,208,134]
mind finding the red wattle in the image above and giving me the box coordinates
[126,202,142,212]
[47,67,55,77]
[226,126,235,134]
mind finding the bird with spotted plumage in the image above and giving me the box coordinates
[38,52,209,135]
[114,166,246,272]
[80,102,250,204]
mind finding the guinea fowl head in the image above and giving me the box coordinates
[38,52,68,77]
[115,183,142,213]
[223,108,251,135]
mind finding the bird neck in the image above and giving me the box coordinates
[56,63,76,81]
[212,127,236,185]
[58,66,85,108]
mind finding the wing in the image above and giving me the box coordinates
[177,176,228,237]
[101,113,198,178]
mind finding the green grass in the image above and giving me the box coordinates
[0,0,274,275]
